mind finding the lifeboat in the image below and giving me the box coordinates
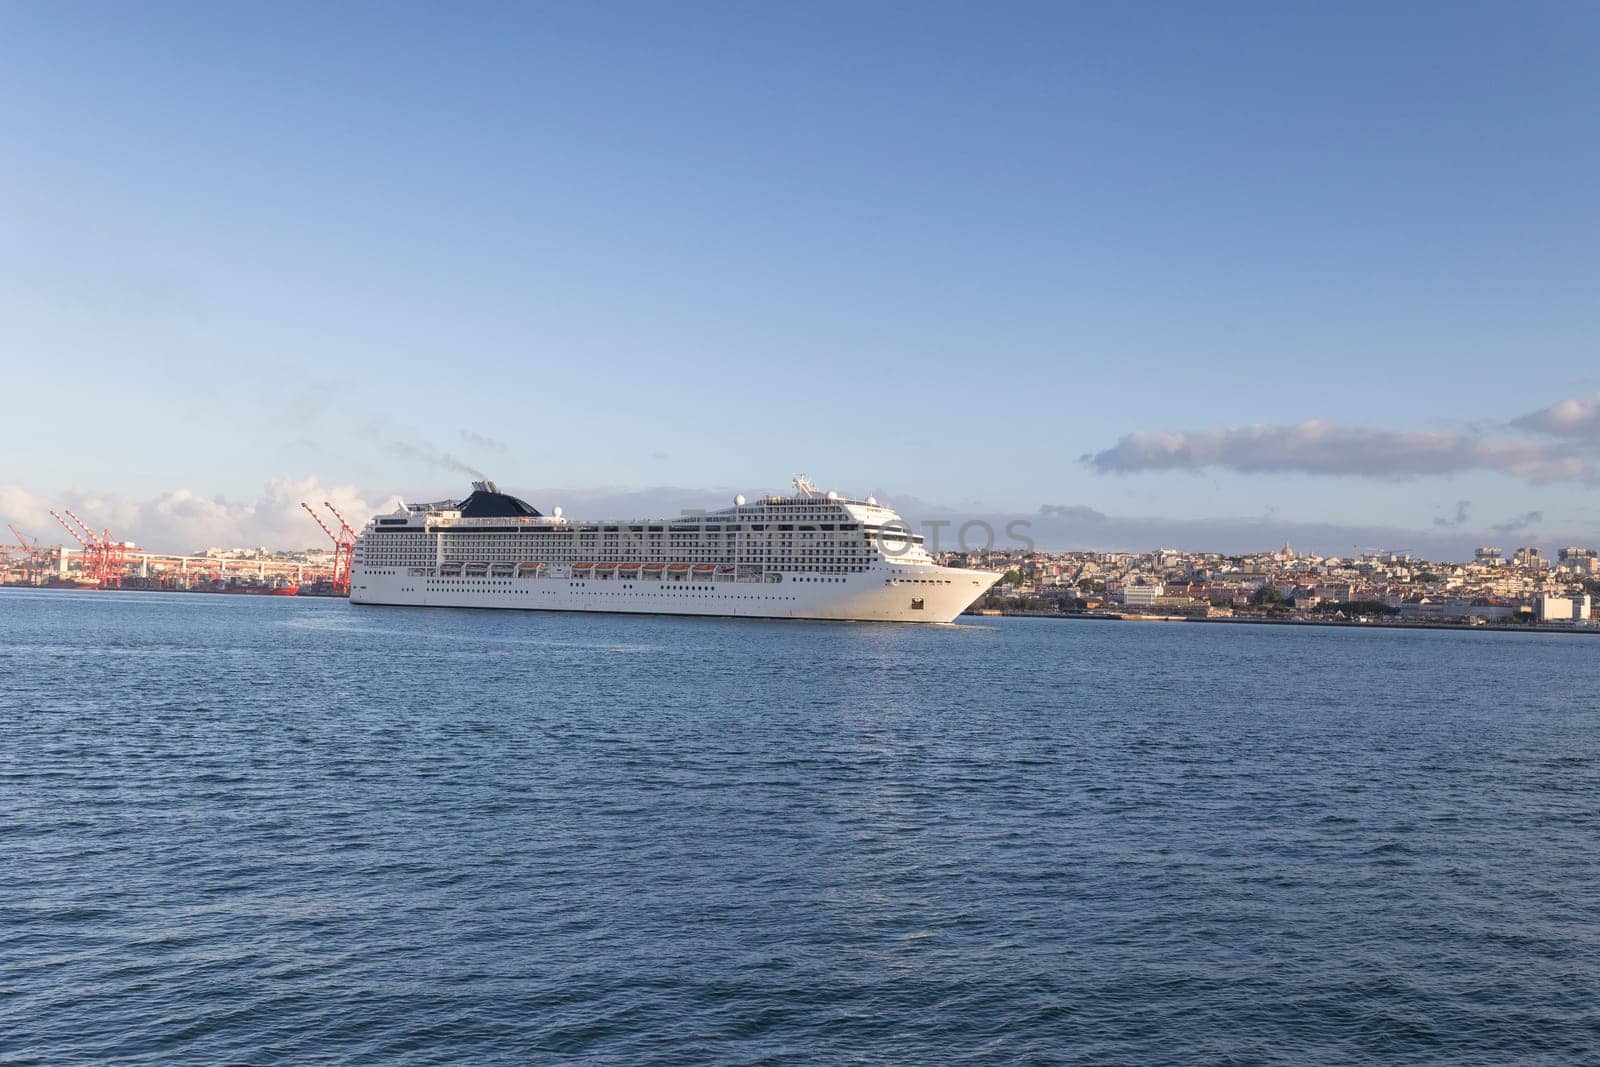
[667,563,690,573]
[595,562,619,572]
[691,564,715,573]
[642,562,666,572]
[572,562,595,574]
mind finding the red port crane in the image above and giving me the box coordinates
[8,524,34,551]
[302,501,353,595]
[49,509,101,586]
[7,524,48,582]
[51,508,136,588]
[2,525,28,574]
[323,502,358,593]
[323,501,355,541]
[49,510,87,548]
[63,509,97,547]
[67,508,137,588]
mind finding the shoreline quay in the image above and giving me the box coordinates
[970,609,1600,636]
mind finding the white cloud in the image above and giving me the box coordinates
[1511,393,1600,441]
[0,476,402,555]
[1085,416,1600,485]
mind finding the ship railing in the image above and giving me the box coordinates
[453,561,792,584]
[429,515,566,529]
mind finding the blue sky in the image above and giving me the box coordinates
[4,2,1598,552]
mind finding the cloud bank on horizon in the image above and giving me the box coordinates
[0,477,402,557]
[6,395,1600,558]
[0,475,1590,561]
[0,480,761,557]
[1084,393,1600,485]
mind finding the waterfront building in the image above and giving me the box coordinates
[1536,594,1593,624]
[1121,583,1165,607]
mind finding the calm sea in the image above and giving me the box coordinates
[3,589,1598,1064]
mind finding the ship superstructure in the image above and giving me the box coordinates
[350,478,998,623]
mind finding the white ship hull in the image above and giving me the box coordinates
[351,562,995,624]
[348,479,1000,623]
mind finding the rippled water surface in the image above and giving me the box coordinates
[4,589,1599,1063]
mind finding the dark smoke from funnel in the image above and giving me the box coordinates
[388,439,489,481]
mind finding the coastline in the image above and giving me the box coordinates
[971,609,1600,636]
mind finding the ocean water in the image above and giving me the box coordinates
[3,589,1598,1065]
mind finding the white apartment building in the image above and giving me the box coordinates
[1121,583,1165,607]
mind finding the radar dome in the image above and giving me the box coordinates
[866,496,877,505]
[735,494,746,507]
[826,490,840,501]
[553,506,563,518]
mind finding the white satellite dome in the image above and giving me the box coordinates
[826,490,840,501]
[735,494,746,507]
[866,495,877,505]
[552,505,563,518]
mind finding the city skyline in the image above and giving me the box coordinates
[6,3,1598,550]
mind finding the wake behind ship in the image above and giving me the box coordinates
[350,478,999,623]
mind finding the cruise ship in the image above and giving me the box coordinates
[350,477,999,623]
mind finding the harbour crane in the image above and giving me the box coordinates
[8,524,37,553]
[5,524,48,583]
[301,501,338,544]
[49,509,101,585]
[323,501,356,541]
[49,510,88,548]
[63,509,99,547]
[1,524,27,558]
[55,508,136,588]
[323,502,358,593]
[301,501,353,596]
